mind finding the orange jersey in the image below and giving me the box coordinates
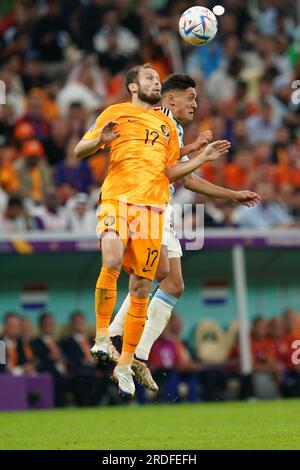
[83,102,180,207]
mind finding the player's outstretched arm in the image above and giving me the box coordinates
[166,140,230,183]
[183,174,261,207]
[74,120,120,159]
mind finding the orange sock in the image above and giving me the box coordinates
[119,296,148,364]
[95,266,119,337]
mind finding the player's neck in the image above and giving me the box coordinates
[131,96,153,110]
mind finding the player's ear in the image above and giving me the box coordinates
[168,93,176,107]
[128,82,138,94]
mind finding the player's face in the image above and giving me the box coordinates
[136,68,162,105]
[170,87,197,124]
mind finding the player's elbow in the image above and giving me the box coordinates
[183,173,195,190]
[166,168,177,184]
[74,141,84,159]
[183,174,192,189]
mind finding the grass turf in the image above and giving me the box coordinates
[1,399,300,450]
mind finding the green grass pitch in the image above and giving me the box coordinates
[1,399,300,450]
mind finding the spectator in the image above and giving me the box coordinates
[21,54,48,93]
[0,145,19,194]
[282,308,300,339]
[31,313,68,406]
[97,28,129,78]
[93,8,139,58]
[44,117,69,166]
[15,139,52,203]
[206,57,243,102]
[0,195,42,232]
[31,0,69,66]
[0,312,35,375]
[0,104,15,147]
[16,90,50,141]
[60,311,107,406]
[20,316,35,367]
[246,102,279,144]
[272,126,291,164]
[224,147,254,190]
[232,182,294,229]
[275,143,300,190]
[30,189,67,231]
[66,192,97,233]
[13,121,35,150]
[57,55,106,114]
[54,138,94,195]
[250,316,282,398]
[150,313,200,403]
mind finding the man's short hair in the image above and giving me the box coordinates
[161,73,196,95]
[125,63,154,93]
[69,310,84,323]
[38,312,52,327]
[7,196,23,209]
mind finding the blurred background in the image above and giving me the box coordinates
[1,0,300,409]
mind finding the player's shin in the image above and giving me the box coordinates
[118,296,148,365]
[135,290,178,361]
[95,266,120,337]
[109,280,159,338]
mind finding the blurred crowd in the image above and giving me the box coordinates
[0,0,300,233]
[1,307,300,405]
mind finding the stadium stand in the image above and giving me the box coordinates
[1,0,300,406]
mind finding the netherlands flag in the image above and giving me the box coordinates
[202,280,229,305]
[20,284,48,310]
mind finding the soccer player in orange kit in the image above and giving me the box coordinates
[74,64,230,396]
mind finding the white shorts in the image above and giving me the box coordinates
[162,203,182,258]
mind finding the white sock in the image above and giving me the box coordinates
[109,292,130,337]
[149,279,159,298]
[135,290,178,361]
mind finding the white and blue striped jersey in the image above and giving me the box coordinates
[161,106,189,197]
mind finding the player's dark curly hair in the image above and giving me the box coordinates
[161,73,196,95]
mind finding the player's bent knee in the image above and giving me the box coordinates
[130,279,151,298]
[130,286,149,298]
[102,255,122,271]
[164,279,185,298]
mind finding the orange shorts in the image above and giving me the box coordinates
[96,200,164,280]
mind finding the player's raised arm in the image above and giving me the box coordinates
[74,120,120,159]
[166,140,231,183]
